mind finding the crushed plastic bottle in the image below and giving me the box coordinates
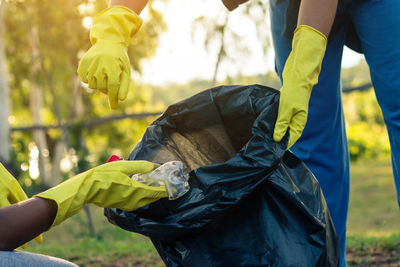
[131,161,190,200]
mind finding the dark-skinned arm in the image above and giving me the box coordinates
[0,197,57,251]
[0,161,166,251]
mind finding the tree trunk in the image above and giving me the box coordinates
[40,59,67,187]
[29,83,51,185]
[29,25,51,186]
[49,140,64,186]
[83,205,95,237]
[211,15,229,86]
[0,1,11,163]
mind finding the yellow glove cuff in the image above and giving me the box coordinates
[282,25,328,93]
[295,25,327,43]
[90,6,143,47]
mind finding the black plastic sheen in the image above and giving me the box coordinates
[104,84,339,267]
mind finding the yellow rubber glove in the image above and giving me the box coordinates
[35,161,167,227]
[77,6,142,109]
[0,163,43,247]
[273,25,327,149]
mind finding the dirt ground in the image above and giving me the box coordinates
[346,248,400,267]
[77,247,400,266]
[99,250,400,267]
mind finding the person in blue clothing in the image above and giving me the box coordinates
[204,1,400,266]
[264,0,400,266]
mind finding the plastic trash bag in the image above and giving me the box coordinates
[104,84,339,266]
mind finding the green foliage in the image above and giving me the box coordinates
[342,61,390,161]
[347,235,400,252]
[25,237,163,267]
[346,121,390,162]
[191,1,270,84]
[223,72,281,88]
[4,0,166,188]
[2,0,390,186]
[347,159,400,236]
[143,72,281,107]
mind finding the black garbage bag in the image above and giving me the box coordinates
[104,84,339,266]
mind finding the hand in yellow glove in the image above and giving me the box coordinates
[273,25,327,149]
[77,6,142,109]
[0,163,43,247]
[36,160,167,227]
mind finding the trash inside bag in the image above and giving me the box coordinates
[104,84,339,266]
[131,161,190,200]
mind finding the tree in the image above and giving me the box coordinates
[0,0,11,165]
[192,0,270,85]
[5,0,166,187]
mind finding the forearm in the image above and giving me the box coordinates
[109,0,149,14]
[0,197,57,251]
[298,0,338,37]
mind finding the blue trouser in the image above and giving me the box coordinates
[269,0,400,266]
[0,251,78,267]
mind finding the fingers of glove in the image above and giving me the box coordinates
[102,160,154,175]
[77,57,90,84]
[88,76,97,90]
[118,70,130,101]
[88,68,108,95]
[87,62,101,90]
[130,179,168,193]
[273,104,291,143]
[128,190,169,210]
[93,183,167,211]
[287,111,308,149]
[107,71,121,109]
[122,180,168,208]
[95,71,107,93]
[34,234,43,244]
[19,234,43,249]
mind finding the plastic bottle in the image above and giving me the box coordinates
[131,161,190,200]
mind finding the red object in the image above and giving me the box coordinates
[107,154,123,163]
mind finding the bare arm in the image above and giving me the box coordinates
[0,197,57,251]
[298,0,338,37]
[109,0,149,14]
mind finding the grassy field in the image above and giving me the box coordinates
[22,159,400,266]
[346,159,400,266]
[347,159,400,236]
[24,207,164,266]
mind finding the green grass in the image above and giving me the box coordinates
[347,159,400,236]
[23,206,164,266]
[21,158,400,266]
[347,235,400,251]
[346,235,400,266]
[25,238,162,266]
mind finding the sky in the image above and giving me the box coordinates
[139,0,365,85]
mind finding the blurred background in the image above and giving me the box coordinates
[0,0,398,266]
